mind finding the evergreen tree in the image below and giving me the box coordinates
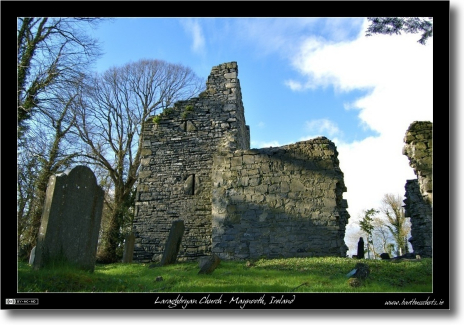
[365,17,433,45]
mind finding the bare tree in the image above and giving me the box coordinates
[381,193,411,256]
[17,81,84,253]
[17,17,103,139]
[17,17,104,259]
[371,216,394,256]
[74,59,204,262]
[17,144,41,259]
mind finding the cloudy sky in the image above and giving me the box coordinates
[87,17,433,253]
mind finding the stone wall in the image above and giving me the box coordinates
[133,62,249,263]
[402,121,433,257]
[403,121,433,204]
[132,62,350,263]
[211,139,350,259]
[404,179,432,257]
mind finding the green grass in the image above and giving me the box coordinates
[18,257,432,293]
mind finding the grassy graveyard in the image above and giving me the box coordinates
[18,256,432,293]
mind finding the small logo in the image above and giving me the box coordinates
[6,299,38,305]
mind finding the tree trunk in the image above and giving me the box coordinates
[98,186,125,263]
[28,171,51,247]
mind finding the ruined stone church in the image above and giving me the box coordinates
[132,62,350,263]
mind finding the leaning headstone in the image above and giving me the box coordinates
[346,262,370,281]
[159,220,185,266]
[122,232,135,263]
[198,254,221,274]
[28,246,36,265]
[352,263,370,279]
[357,237,365,259]
[33,166,104,272]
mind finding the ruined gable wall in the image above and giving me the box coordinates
[211,138,350,259]
[133,62,249,263]
[402,121,433,257]
[403,121,433,204]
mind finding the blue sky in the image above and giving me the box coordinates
[85,17,433,253]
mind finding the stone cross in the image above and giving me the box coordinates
[32,166,104,271]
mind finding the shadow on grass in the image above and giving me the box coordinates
[17,257,432,293]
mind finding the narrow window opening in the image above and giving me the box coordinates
[183,174,195,195]
[191,174,195,195]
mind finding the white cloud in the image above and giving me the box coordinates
[251,140,282,149]
[257,121,266,129]
[180,19,206,55]
[288,19,433,233]
[304,118,341,138]
[234,18,318,57]
[284,79,304,91]
[234,18,364,60]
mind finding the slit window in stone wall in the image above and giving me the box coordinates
[183,174,195,195]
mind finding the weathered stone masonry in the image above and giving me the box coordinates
[212,141,350,259]
[132,62,350,263]
[403,121,433,258]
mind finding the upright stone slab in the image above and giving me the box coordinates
[122,232,135,263]
[28,246,36,265]
[159,220,185,266]
[33,166,104,271]
[356,237,365,259]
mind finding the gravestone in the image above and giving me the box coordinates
[32,166,104,272]
[122,232,135,263]
[198,254,221,274]
[28,246,36,265]
[357,237,365,259]
[352,263,370,279]
[159,220,185,266]
[380,253,390,260]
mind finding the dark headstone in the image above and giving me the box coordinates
[159,220,185,266]
[33,166,104,271]
[380,253,390,260]
[198,254,221,274]
[357,237,365,259]
[122,232,135,263]
[353,263,370,279]
[401,252,417,259]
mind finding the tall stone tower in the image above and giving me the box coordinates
[133,62,249,262]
